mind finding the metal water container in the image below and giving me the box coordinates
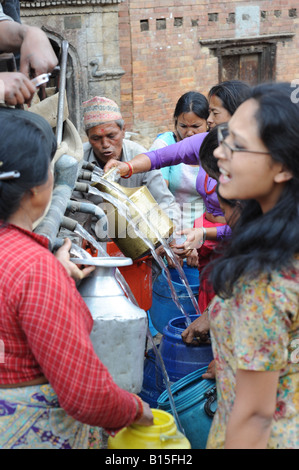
[92,176,174,260]
[75,257,148,393]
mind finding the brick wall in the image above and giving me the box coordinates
[119,0,299,143]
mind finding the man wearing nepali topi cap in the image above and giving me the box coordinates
[81,96,181,229]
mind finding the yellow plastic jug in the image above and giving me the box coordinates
[108,409,191,449]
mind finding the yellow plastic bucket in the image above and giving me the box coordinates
[108,409,191,449]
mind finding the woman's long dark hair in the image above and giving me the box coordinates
[208,82,299,298]
[0,107,57,222]
[199,126,219,180]
[208,80,251,116]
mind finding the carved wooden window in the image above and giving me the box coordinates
[218,43,276,85]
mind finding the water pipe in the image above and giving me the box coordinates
[66,200,108,240]
[78,169,93,181]
[34,154,79,250]
[81,161,104,178]
[74,182,89,193]
[81,161,95,172]
[61,216,78,232]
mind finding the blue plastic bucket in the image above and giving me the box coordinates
[138,348,161,408]
[157,367,217,449]
[156,315,214,393]
[149,262,200,334]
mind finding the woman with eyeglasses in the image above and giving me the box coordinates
[205,82,298,449]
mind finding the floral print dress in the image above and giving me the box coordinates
[206,260,299,449]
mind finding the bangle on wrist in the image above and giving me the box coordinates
[132,394,143,421]
[121,161,133,179]
[202,227,207,244]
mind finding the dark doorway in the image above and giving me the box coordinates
[221,53,261,85]
[219,43,277,85]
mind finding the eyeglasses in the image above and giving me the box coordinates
[217,123,271,159]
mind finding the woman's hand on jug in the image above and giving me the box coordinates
[134,400,154,426]
[103,154,152,176]
[55,238,95,280]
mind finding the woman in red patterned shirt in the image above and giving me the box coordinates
[0,107,153,449]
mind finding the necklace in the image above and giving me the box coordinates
[204,174,217,195]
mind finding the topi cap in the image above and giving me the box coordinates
[83,96,122,131]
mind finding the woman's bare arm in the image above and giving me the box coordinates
[225,369,279,449]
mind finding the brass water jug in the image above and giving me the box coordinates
[93,171,174,260]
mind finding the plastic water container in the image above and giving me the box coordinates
[157,367,217,449]
[108,409,191,449]
[149,262,199,334]
[156,315,214,393]
[138,348,161,408]
[107,241,152,310]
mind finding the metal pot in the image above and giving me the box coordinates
[74,257,148,393]
[93,177,174,260]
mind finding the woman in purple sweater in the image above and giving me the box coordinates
[104,131,228,248]
[104,81,251,252]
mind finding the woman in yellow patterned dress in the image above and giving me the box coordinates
[206,82,299,449]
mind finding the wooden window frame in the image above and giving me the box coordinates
[199,34,294,84]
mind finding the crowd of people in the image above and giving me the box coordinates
[104,82,299,449]
[0,1,298,450]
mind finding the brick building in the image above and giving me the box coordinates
[20,0,125,135]
[119,1,299,142]
[19,1,299,141]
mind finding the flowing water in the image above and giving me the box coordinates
[79,166,200,322]
[93,173,201,317]
[70,242,93,259]
[89,177,201,321]
[89,185,192,323]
